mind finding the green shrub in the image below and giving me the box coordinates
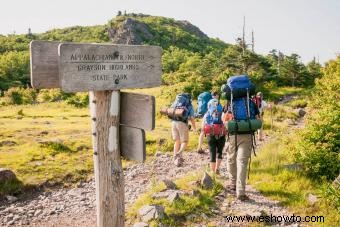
[3,87,37,105]
[65,92,89,108]
[294,56,340,181]
[36,89,70,102]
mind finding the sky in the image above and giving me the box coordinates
[1,0,339,64]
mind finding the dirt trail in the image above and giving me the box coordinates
[0,95,305,227]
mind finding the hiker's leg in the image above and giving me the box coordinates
[197,130,204,150]
[179,142,187,154]
[227,136,237,185]
[236,135,252,197]
[215,136,226,172]
[173,140,180,156]
[197,120,205,151]
[178,121,189,155]
[172,121,181,155]
[207,136,217,172]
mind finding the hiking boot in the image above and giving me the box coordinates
[237,194,250,201]
[197,148,205,154]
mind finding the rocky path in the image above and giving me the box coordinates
[0,152,211,227]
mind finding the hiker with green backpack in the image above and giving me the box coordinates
[221,75,261,201]
[160,93,197,167]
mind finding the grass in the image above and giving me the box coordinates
[249,128,339,226]
[126,171,223,226]
[0,103,94,196]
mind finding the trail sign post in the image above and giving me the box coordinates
[30,40,162,227]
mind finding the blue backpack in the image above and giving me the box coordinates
[231,98,257,120]
[170,93,192,121]
[205,99,223,125]
[196,92,213,117]
[221,75,256,100]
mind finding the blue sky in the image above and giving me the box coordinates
[1,0,339,63]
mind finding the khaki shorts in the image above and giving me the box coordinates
[172,121,189,143]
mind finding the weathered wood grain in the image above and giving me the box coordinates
[120,125,146,162]
[59,43,162,92]
[89,91,124,227]
[30,40,61,88]
[120,92,155,130]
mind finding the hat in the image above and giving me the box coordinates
[256,92,262,97]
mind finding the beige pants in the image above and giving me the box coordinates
[227,134,253,196]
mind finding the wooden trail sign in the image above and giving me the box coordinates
[59,43,162,92]
[30,40,162,227]
[30,41,61,88]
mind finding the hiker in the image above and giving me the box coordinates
[196,91,219,154]
[169,93,197,166]
[202,98,226,174]
[253,92,271,141]
[221,75,262,201]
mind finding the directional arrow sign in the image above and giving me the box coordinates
[58,43,162,92]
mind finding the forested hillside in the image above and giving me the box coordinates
[0,14,321,97]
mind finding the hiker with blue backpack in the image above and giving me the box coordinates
[160,93,197,166]
[202,98,226,174]
[221,75,262,201]
[196,91,220,154]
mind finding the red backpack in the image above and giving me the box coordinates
[253,96,262,109]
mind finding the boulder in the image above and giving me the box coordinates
[0,168,17,183]
[162,179,177,190]
[6,196,18,203]
[138,205,164,222]
[332,174,340,190]
[307,193,318,205]
[201,172,213,189]
[296,108,306,117]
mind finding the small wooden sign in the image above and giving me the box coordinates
[120,92,155,130]
[59,43,162,92]
[120,125,146,162]
[30,41,61,88]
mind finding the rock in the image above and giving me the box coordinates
[133,222,149,227]
[332,174,340,190]
[190,189,199,197]
[162,179,177,190]
[201,172,213,189]
[34,210,43,216]
[138,205,165,222]
[6,195,18,203]
[0,140,17,146]
[108,17,154,45]
[7,220,15,225]
[154,151,162,157]
[0,168,17,183]
[283,163,304,171]
[168,191,180,203]
[307,193,318,205]
[296,108,306,117]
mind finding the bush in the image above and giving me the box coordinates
[3,87,37,105]
[36,89,70,102]
[294,56,340,181]
[66,92,89,108]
